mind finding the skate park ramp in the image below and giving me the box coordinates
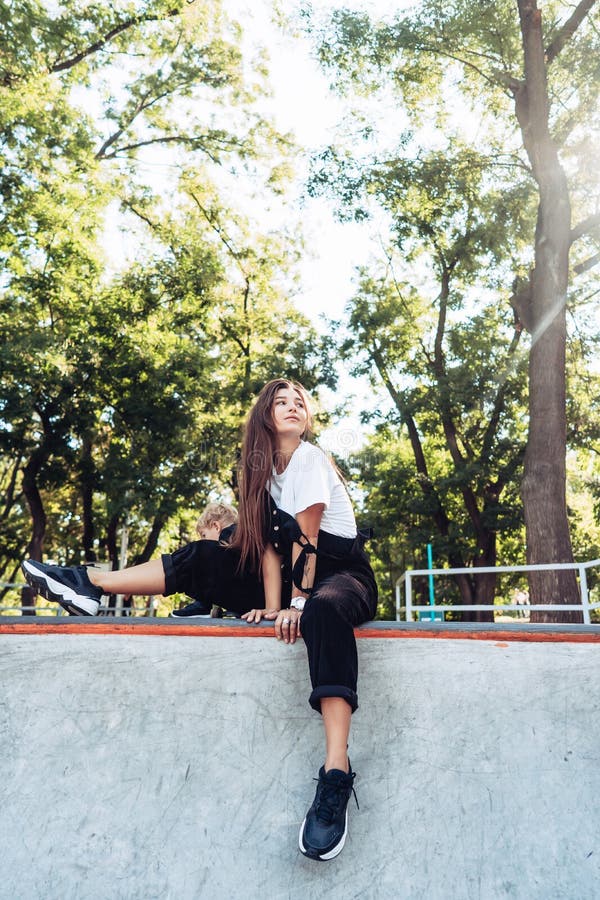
[1,618,599,900]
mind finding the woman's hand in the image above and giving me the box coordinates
[242,608,279,624]
[270,608,302,644]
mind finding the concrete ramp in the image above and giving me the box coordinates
[1,620,599,899]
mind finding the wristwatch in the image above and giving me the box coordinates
[290,596,306,611]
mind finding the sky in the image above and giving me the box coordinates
[100,0,410,450]
[224,0,402,324]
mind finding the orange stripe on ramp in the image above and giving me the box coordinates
[0,621,599,642]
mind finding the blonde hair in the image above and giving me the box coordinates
[196,502,238,535]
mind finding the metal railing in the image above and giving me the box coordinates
[395,559,600,624]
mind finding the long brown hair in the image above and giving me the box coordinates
[231,378,313,574]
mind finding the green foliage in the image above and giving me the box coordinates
[0,0,335,586]
[339,263,528,611]
[309,0,600,238]
[305,0,600,611]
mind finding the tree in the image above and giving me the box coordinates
[338,262,527,617]
[0,0,335,608]
[0,181,332,579]
[311,136,532,616]
[308,0,600,620]
[512,0,599,619]
[0,0,259,568]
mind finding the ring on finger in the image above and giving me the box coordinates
[282,617,290,625]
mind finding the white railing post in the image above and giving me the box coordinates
[579,565,591,625]
[405,572,413,622]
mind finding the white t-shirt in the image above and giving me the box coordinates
[268,441,357,538]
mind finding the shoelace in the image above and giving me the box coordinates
[313,773,360,824]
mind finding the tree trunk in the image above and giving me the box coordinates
[133,513,166,565]
[105,514,120,570]
[1,560,23,606]
[446,529,496,622]
[21,452,48,615]
[22,460,46,561]
[80,437,97,563]
[103,514,120,612]
[514,0,581,622]
[472,527,497,623]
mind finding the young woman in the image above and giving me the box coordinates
[22,379,378,861]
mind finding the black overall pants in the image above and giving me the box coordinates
[162,500,377,713]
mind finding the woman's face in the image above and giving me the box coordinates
[271,385,308,440]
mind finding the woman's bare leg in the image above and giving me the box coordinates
[87,559,166,595]
[321,697,351,773]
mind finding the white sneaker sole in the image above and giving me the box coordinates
[22,560,100,616]
[169,612,212,618]
[298,809,348,861]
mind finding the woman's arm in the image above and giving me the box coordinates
[268,502,325,645]
[242,543,282,624]
[262,543,283,611]
[292,503,325,599]
[266,503,325,644]
[248,503,325,638]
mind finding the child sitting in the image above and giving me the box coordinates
[170,502,238,618]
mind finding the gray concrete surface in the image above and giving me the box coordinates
[0,630,599,899]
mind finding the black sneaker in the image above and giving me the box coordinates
[299,764,358,861]
[170,599,212,618]
[21,559,103,616]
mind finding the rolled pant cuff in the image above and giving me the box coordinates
[309,685,358,715]
[161,553,177,596]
